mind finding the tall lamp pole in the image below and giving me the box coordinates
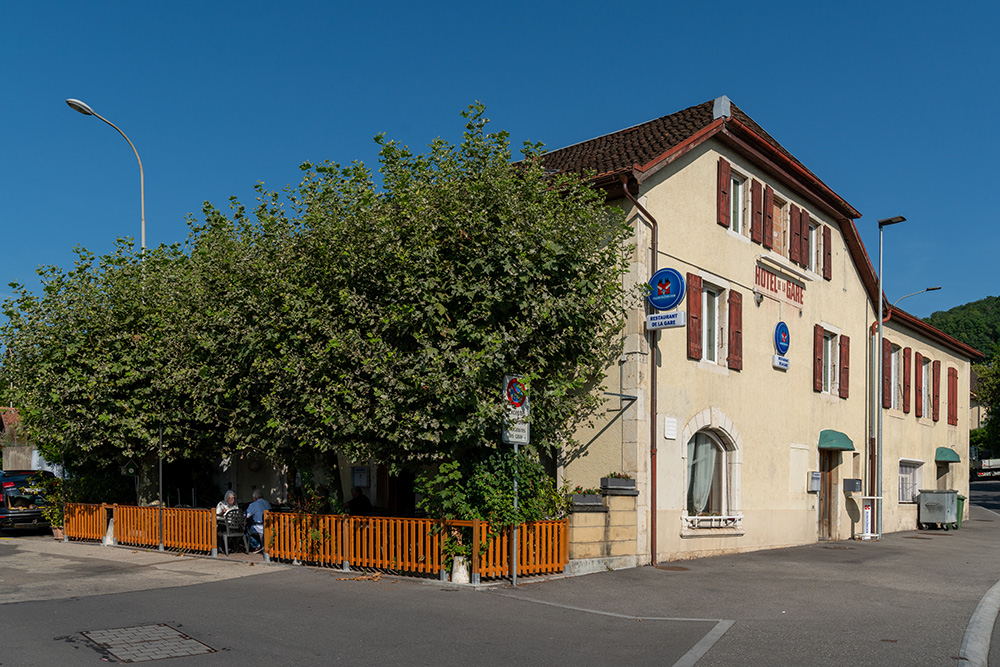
[875,216,905,539]
[65,99,146,251]
[66,98,159,549]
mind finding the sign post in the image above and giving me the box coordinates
[502,375,529,587]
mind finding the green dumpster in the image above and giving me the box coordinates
[957,495,966,528]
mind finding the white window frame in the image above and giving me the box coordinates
[890,344,902,411]
[898,459,923,504]
[682,428,742,530]
[730,172,747,236]
[807,221,819,272]
[922,358,932,417]
[822,331,837,394]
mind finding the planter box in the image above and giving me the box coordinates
[601,477,635,490]
[569,493,602,505]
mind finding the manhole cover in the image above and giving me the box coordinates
[655,565,689,571]
[81,624,216,663]
[823,546,854,550]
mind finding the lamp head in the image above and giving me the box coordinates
[66,98,96,116]
[878,215,906,228]
[927,286,942,292]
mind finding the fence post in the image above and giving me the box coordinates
[438,520,448,581]
[471,519,481,585]
[210,509,218,557]
[342,515,350,572]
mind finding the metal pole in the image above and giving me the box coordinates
[512,441,518,587]
[158,426,164,551]
[876,225,883,540]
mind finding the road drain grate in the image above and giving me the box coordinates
[823,546,854,550]
[81,624,217,663]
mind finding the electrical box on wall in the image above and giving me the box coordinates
[808,471,821,493]
[843,478,862,494]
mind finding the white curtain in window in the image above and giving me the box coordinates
[687,432,717,514]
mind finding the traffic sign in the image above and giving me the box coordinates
[502,375,530,445]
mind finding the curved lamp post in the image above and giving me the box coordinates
[67,98,159,549]
[65,98,146,251]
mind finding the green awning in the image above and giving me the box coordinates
[935,447,961,463]
[818,429,854,451]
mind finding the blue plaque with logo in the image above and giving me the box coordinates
[648,268,685,311]
[774,321,790,356]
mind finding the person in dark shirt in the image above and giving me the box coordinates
[347,486,372,515]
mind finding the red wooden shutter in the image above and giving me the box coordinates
[914,352,924,417]
[790,204,801,263]
[800,210,811,268]
[902,347,912,413]
[717,158,731,228]
[822,225,832,281]
[932,359,941,422]
[838,335,850,398]
[727,291,743,370]
[763,185,774,250]
[687,273,702,360]
[948,367,958,425]
[882,338,892,409]
[813,324,824,392]
[750,180,762,244]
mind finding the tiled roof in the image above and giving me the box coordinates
[1,407,20,432]
[539,98,815,184]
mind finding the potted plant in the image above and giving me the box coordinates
[601,472,635,490]
[568,486,601,505]
[31,472,65,540]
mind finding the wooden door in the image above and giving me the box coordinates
[819,450,837,540]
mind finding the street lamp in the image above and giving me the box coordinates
[66,98,159,549]
[65,98,146,251]
[874,216,906,539]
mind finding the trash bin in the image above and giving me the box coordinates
[917,489,958,530]
[957,494,966,529]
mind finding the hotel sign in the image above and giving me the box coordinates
[754,265,804,309]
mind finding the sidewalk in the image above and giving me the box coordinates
[490,502,1000,665]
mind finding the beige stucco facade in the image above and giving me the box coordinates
[562,126,975,566]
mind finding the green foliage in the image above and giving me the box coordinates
[415,449,569,561]
[974,343,1000,455]
[1,103,633,477]
[30,472,64,526]
[924,296,1000,354]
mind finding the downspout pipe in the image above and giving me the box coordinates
[620,173,658,565]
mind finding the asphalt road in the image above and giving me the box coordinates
[2,482,1000,666]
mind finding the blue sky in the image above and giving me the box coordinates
[2,1,996,319]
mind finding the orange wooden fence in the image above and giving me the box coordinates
[264,513,567,580]
[65,503,108,541]
[113,505,215,553]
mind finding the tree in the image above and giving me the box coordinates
[1,104,634,478]
[974,344,1000,457]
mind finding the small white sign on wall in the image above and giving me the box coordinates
[664,416,678,440]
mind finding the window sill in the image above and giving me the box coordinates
[696,360,730,376]
[681,526,745,539]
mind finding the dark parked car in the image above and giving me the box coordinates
[0,470,52,533]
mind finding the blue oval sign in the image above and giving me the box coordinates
[648,268,685,311]
[774,321,790,356]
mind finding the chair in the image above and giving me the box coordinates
[218,510,248,555]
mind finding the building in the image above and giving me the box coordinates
[543,97,980,567]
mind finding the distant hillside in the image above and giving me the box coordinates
[923,296,1000,355]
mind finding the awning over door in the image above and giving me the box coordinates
[935,447,961,463]
[818,429,854,451]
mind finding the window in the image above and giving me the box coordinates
[898,460,923,503]
[890,344,902,410]
[808,222,820,272]
[730,173,746,236]
[686,431,732,517]
[823,331,836,393]
[921,358,931,417]
[702,286,721,363]
[814,325,850,398]
[771,195,788,256]
[687,274,742,370]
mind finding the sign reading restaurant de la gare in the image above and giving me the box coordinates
[754,264,804,309]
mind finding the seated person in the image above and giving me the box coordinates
[347,486,372,515]
[245,489,271,553]
[216,490,238,521]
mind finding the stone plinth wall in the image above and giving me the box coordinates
[566,488,641,574]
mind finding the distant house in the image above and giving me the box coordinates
[541,96,980,567]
